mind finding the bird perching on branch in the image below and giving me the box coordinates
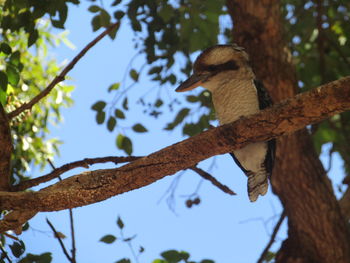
[176,44,276,202]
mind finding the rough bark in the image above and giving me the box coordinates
[0,78,349,232]
[0,105,11,191]
[227,0,350,262]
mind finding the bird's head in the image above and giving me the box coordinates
[176,44,254,92]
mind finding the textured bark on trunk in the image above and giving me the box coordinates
[0,105,11,191]
[226,0,350,262]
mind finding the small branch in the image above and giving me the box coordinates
[7,22,120,119]
[0,77,349,224]
[0,243,12,263]
[46,218,72,263]
[11,156,141,191]
[3,232,19,241]
[48,160,77,263]
[69,209,76,263]
[190,166,236,195]
[257,210,286,263]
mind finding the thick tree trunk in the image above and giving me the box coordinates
[226,0,350,262]
[0,105,11,191]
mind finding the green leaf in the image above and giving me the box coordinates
[116,216,124,229]
[108,23,120,39]
[107,116,117,131]
[200,260,215,263]
[115,259,131,263]
[28,29,39,47]
[155,99,163,108]
[112,0,122,6]
[100,9,111,27]
[19,252,52,263]
[164,108,190,130]
[91,15,101,31]
[114,11,125,20]
[115,109,125,119]
[186,95,199,103]
[129,69,139,81]
[10,241,25,258]
[116,134,133,155]
[88,5,101,13]
[91,101,106,111]
[6,65,20,86]
[148,66,163,75]
[100,234,117,244]
[96,111,106,124]
[0,42,12,54]
[0,89,6,105]
[122,97,129,110]
[108,83,120,92]
[161,250,184,262]
[0,71,8,91]
[9,51,21,66]
[132,123,148,133]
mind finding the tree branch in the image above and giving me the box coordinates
[0,77,349,232]
[190,166,236,195]
[11,156,141,191]
[257,210,286,263]
[46,218,73,263]
[7,22,120,119]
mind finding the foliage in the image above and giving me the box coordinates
[0,0,76,261]
[99,216,215,263]
[1,0,350,262]
[1,24,74,185]
[88,0,226,155]
[282,1,350,177]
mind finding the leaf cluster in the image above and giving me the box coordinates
[283,1,350,177]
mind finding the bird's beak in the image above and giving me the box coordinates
[175,73,208,92]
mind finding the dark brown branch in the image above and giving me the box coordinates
[11,156,141,191]
[190,166,236,195]
[0,105,12,191]
[7,22,120,119]
[0,77,349,232]
[46,218,72,263]
[257,210,286,263]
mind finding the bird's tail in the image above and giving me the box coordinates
[247,170,269,202]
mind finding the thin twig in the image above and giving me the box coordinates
[257,210,286,263]
[69,209,76,263]
[46,218,72,262]
[11,156,141,191]
[3,232,19,241]
[0,243,12,263]
[48,160,77,263]
[7,22,120,119]
[190,166,236,195]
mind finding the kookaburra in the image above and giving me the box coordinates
[176,44,276,202]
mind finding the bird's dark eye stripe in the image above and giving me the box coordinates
[201,60,239,72]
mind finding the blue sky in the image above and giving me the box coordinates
[18,2,344,263]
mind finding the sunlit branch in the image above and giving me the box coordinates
[11,156,141,191]
[7,22,120,119]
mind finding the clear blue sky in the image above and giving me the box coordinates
[20,2,344,263]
